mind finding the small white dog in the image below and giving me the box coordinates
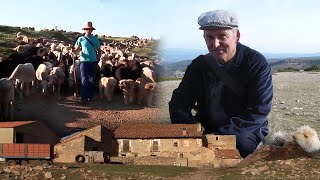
[271,125,320,153]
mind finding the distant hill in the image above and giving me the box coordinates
[0,25,159,59]
[162,56,320,77]
[161,48,320,63]
[161,48,207,62]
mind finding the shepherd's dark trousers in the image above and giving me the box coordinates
[79,61,97,100]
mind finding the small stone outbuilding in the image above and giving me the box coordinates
[54,125,115,163]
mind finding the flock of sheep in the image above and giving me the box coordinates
[0,31,160,121]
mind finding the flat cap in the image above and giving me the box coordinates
[198,10,238,30]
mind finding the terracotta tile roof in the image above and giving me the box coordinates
[114,124,203,139]
[215,149,240,159]
[0,121,35,128]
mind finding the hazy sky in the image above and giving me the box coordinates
[1,0,319,53]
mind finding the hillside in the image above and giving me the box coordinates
[0,25,159,59]
[162,56,320,77]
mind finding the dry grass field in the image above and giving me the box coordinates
[158,71,320,140]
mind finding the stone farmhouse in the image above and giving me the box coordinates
[113,123,240,167]
[53,124,240,167]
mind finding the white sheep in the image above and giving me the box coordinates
[141,66,156,83]
[0,78,14,121]
[67,61,80,96]
[9,63,35,97]
[36,62,53,93]
[48,66,65,100]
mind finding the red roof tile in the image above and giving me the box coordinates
[0,121,35,128]
[114,124,202,139]
[215,149,240,159]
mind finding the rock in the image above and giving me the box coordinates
[12,170,20,176]
[283,159,294,166]
[61,174,67,179]
[3,167,12,173]
[44,172,53,179]
[62,165,68,170]
[257,165,269,172]
[250,168,260,176]
[26,167,33,172]
[33,166,44,171]
[285,112,291,115]
[241,171,247,175]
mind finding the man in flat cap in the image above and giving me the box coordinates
[169,10,273,158]
[74,21,101,105]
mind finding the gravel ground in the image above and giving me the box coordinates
[13,89,164,138]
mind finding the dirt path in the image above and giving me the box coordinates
[13,90,167,138]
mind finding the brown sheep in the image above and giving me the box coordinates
[99,77,117,102]
[118,79,135,105]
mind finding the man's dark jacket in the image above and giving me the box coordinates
[169,43,273,143]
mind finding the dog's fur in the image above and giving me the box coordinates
[271,125,320,153]
[118,79,135,105]
[99,77,117,102]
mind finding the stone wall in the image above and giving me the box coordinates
[116,138,217,167]
[54,136,85,163]
[0,128,14,143]
[204,135,237,149]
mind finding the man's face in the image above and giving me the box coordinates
[204,28,240,64]
[84,28,93,35]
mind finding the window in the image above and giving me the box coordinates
[179,153,184,158]
[122,140,130,152]
[173,141,178,147]
[151,140,159,152]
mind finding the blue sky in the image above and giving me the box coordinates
[1,0,320,53]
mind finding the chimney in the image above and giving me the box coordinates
[196,123,202,132]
